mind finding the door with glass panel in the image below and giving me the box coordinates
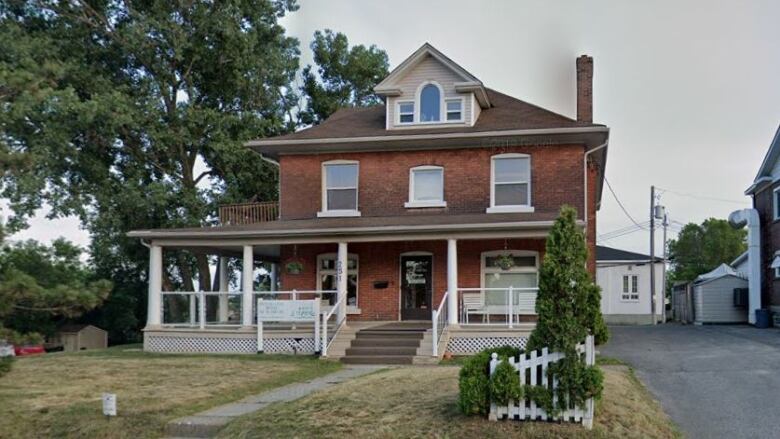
[400,255,433,320]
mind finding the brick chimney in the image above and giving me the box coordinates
[576,55,593,123]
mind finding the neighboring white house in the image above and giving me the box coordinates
[596,246,664,325]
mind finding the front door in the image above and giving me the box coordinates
[400,255,433,320]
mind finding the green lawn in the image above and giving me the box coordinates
[219,364,680,439]
[0,345,341,439]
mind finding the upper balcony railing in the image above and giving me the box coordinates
[218,201,279,225]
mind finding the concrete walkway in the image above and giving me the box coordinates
[166,365,382,438]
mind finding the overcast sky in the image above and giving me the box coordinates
[7,0,780,256]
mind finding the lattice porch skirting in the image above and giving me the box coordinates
[446,336,528,355]
[144,333,317,354]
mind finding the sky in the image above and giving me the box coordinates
[6,0,780,256]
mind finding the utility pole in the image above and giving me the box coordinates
[650,185,656,325]
[662,213,669,323]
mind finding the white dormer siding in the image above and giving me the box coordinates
[386,55,475,129]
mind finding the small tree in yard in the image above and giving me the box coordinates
[526,205,607,414]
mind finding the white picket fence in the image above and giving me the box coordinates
[488,335,595,429]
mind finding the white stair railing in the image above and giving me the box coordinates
[432,290,450,357]
[320,294,347,357]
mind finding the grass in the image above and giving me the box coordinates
[219,364,680,439]
[0,345,341,439]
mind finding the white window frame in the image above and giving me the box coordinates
[773,186,780,220]
[487,153,534,213]
[318,160,361,218]
[480,250,540,289]
[445,98,464,122]
[775,266,780,278]
[316,253,360,313]
[405,165,446,208]
[416,81,444,124]
[397,100,415,125]
[621,274,639,301]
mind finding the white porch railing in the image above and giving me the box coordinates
[457,287,538,327]
[320,294,347,357]
[160,290,337,328]
[432,290,449,357]
[489,335,595,428]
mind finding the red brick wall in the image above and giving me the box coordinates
[279,238,546,321]
[279,144,585,220]
[753,184,780,308]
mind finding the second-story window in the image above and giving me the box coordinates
[398,102,414,124]
[406,165,446,208]
[319,161,360,217]
[487,154,534,213]
[420,84,441,122]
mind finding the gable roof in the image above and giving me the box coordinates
[746,123,780,195]
[694,263,747,285]
[374,43,490,108]
[596,245,662,262]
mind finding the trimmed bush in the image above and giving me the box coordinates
[489,359,523,405]
[458,345,522,415]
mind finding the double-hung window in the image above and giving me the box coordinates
[398,102,414,124]
[487,154,533,213]
[446,99,463,121]
[774,187,780,220]
[622,274,639,301]
[405,166,446,208]
[318,161,360,217]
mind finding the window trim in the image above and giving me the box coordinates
[405,165,446,208]
[316,253,360,313]
[773,186,780,220]
[487,153,534,213]
[621,274,640,302]
[318,160,361,217]
[445,98,464,122]
[480,249,539,290]
[396,100,415,125]
[416,81,444,124]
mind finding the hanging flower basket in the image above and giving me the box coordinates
[285,261,303,275]
[493,254,515,271]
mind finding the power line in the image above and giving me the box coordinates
[655,186,748,205]
[605,177,646,229]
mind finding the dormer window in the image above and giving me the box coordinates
[446,99,463,121]
[419,83,441,122]
[398,102,414,124]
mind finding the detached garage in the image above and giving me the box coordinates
[693,264,748,324]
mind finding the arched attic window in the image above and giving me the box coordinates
[419,83,441,122]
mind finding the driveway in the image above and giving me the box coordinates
[601,324,780,439]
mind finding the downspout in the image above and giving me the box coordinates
[260,154,281,220]
[728,209,761,325]
[583,141,608,238]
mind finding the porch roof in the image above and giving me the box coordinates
[128,211,577,243]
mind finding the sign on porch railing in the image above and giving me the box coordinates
[256,299,320,353]
[488,335,595,429]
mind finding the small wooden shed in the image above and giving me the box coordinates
[52,324,108,352]
[693,264,748,324]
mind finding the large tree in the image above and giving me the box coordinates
[298,29,389,125]
[0,237,111,344]
[0,2,389,342]
[668,218,747,282]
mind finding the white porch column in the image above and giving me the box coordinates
[147,244,162,327]
[447,239,459,325]
[218,256,229,322]
[337,242,348,322]
[242,245,254,327]
[269,262,278,291]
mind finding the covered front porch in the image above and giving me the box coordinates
[130,211,572,357]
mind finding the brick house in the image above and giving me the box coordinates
[129,44,610,361]
[743,124,780,322]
